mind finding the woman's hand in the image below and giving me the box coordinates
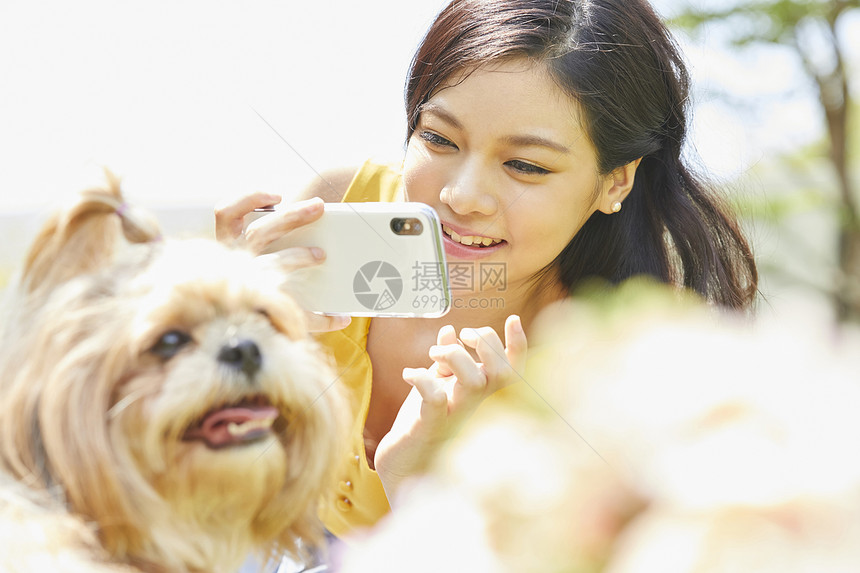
[216,192,324,253]
[214,192,350,332]
[374,315,527,501]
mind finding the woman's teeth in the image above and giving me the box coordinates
[443,225,502,247]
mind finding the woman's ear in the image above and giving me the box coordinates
[597,157,642,214]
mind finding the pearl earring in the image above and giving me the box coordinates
[611,201,622,213]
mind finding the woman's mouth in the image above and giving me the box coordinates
[442,224,503,247]
[441,223,506,260]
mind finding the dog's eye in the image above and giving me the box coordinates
[150,330,192,360]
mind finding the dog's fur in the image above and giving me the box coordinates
[0,174,346,572]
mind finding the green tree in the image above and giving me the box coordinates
[673,0,860,321]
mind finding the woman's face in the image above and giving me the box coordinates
[403,59,615,296]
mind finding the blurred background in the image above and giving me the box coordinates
[1,0,859,322]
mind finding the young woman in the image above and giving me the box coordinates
[217,0,757,543]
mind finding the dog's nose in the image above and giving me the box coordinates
[218,339,262,378]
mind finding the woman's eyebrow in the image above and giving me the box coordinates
[502,134,571,154]
[418,103,463,130]
[420,101,571,154]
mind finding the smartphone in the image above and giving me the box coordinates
[245,202,451,317]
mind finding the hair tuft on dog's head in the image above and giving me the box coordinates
[21,169,161,299]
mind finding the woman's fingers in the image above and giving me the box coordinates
[215,192,282,242]
[459,325,508,389]
[375,316,528,501]
[305,313,351,333]
[434,325,458,377]
[429,342,486,393]
[259,245,325,272]
[264,245,347,333]
[458,315,527,392]
[503,314,528,372]
[436,324,458,346]
[402,367,450,427]
[426,315,528,407]
[242,197,325,255]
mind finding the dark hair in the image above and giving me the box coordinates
[405,0,757,309]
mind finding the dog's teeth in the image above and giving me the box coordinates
[226,417,275,437]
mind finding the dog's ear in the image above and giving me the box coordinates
[20,169,161,296]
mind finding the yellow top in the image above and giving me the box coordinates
[315,160,537,537]
[316,160,403,538]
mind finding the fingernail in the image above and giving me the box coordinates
[334,314,351,328]
[299,197,324,211]
[428,345,443,359]
[460,328,476,340]
[310,247,325,260]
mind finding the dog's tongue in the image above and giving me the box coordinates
[184,405,279,448]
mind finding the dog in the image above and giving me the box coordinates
[0,173,346,572]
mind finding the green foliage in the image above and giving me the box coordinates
[733,186,829,222]
[670,0,860,320]
[671,0,860,47]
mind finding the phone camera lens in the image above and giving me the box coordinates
[391,217,423,235]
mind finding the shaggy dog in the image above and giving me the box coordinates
[0,174,346,572]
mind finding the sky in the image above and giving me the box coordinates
[1,0,857,215]
[0,0,444,213]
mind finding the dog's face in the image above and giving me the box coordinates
[0,181,345,572]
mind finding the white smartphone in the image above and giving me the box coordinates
[245,202,451,318]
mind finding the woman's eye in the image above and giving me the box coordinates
[419,130,457,150]
[149,329,192,360]
[506,160,551,176]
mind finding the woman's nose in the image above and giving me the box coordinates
[440,163,498,216]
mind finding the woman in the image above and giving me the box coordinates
[217,0,757,544]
